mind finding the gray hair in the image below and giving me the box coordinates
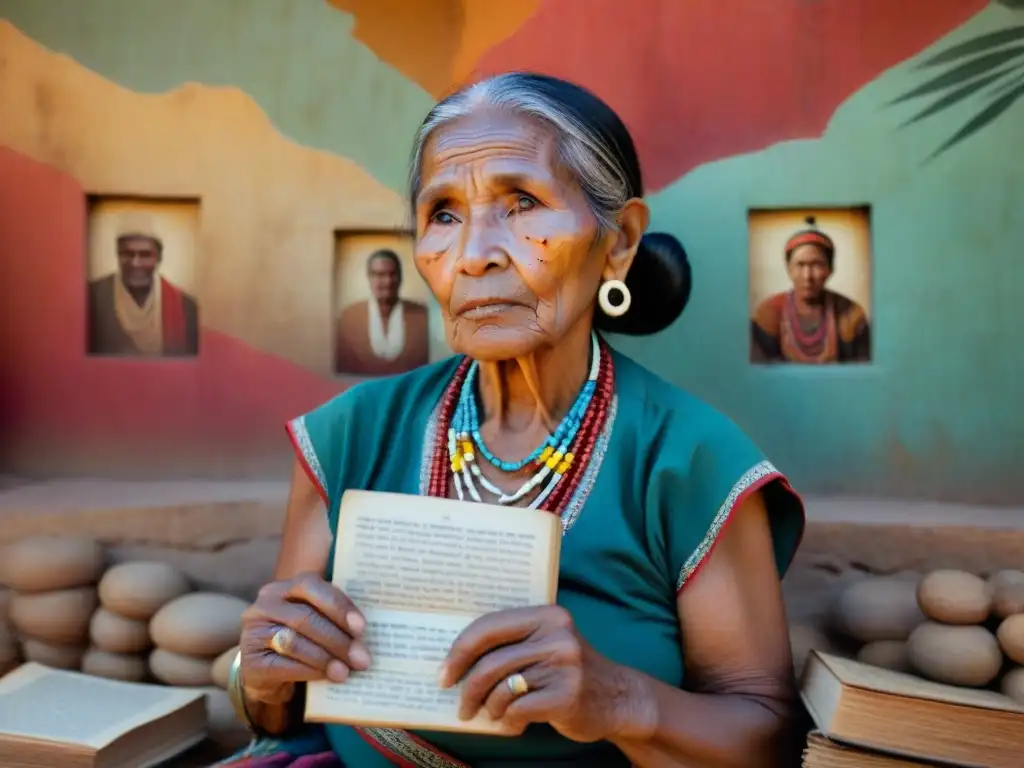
[408,72,644,231]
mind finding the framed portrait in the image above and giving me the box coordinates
[85,197,200,358]
[333,231,450,377]
[748,207,873,365]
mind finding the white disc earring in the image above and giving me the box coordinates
[598,279,631,317]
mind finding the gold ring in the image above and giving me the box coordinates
[270,627,295,657]
[505,673,529,697]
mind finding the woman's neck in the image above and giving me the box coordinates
[476,320,593,433]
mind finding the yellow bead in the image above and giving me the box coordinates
[539,446,554,461]
[462,441,473,454]
[556,461,570,474]
[564,452,575,463]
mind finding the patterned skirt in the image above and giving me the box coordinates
[212,728,342,767]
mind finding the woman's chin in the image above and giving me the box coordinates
[450,325,546,362]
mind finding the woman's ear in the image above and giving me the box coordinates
[602,198,650,281]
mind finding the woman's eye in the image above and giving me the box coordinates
[506,194,537,218]
[431,210,456,225]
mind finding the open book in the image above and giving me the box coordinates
[801,651,1024,768]
[305,490,562,734]
[0,662,207,768]
[803,731,934,767]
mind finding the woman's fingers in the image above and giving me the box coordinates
[441,606,555,688]
[457,638,559,720]
[284,573,367,638]
[239,575,372,697]
[268,600,370,670]
[246,576,372,671]
[502,686,572,732]
[248,650,328,685]
[256,623,349,681]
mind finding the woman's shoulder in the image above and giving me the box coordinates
[612,349,804,589]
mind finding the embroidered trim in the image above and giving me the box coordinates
[289,415,327,497]
[361,727,469,768]
[675,460,780,591]
[561,395,617,533]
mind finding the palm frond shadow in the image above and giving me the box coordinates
[888,24,1024,161]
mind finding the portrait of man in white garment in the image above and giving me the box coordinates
[334,244,430,376]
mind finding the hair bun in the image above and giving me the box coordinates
[595,232,692,336]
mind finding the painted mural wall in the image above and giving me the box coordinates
[0,0,1021,502]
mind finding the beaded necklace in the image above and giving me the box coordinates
[426,333,614,513]
[781,291,837,363]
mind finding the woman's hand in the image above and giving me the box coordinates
[439,605,649,743]
[239,572,372,705]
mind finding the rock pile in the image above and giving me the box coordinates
[89,561,192,681]
[1,537,104,671]
[795,568,1024,704]
[149,592,248,686]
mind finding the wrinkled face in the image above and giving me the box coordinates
[368,254,401,304]
[786,243,832,302]
[413,109,613,361]
[116,235,161,292]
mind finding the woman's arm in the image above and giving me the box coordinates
[242,458,333,734]
[608,491,798,768]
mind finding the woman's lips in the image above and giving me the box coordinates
[458,302,520,319]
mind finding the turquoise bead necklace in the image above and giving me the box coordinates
[447,332,600,506]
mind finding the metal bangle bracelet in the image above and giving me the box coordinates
[226,649,261,732]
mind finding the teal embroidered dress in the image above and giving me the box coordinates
[283,347,804,768]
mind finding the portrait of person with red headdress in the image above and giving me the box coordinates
[750,213,871,364]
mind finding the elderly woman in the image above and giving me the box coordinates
[220,73,805,768]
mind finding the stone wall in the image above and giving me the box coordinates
[4,483,1021,631]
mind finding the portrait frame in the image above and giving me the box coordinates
[332,228,451,379]
[84,194,202,361]
[747,205,874,367]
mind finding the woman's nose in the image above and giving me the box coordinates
[458,217,510,276]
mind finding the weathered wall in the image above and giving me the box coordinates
[0,0,1021,502]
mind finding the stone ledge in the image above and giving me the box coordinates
[2,481,1021,616]
[0,479,287,547]
[2,480,1022,547]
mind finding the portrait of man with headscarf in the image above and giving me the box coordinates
[87,211,199,357]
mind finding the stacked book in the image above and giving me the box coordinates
[800,651,1024,767]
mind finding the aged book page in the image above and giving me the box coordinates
[305,490,562,734]
[0,662,205,750]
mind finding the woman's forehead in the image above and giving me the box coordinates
[790,243,830,262]
[419,110,560,188]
